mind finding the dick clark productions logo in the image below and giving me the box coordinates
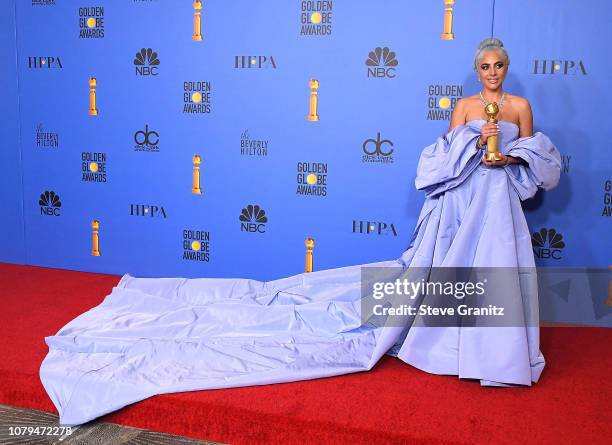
[134,125,159,152]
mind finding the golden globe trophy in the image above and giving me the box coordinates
[305,237,315,273]
[192,0,203,41]
[484,102,503,161]
[307,79,319,121]
[91,219,100,256]
[192,154,202,194]
[88,77,98,116]
[441,0,455,40]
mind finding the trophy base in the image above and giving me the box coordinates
[192,189,202,195]
[192,35,203,41]
[484,152,503,162]
[88,110,98,116]
[92,251,100,257]
[307,115,319,122]
[440,33,454,40]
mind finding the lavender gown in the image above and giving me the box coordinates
[40,119,561,425]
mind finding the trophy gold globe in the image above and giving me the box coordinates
[483,102,503,162]
[305,237,315,273]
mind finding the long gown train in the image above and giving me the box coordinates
[40,120,561,425]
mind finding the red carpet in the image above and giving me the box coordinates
[0,263,610,444]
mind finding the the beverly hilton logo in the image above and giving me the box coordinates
[39,191,61,216]
[427,84,463,120]
[352,220,398,236]
[32,0,55,5]
[240,205,268,233]
[362,133,394,164]
[532,60,587,75]
[240,130,268,156]
[366,47,398,78]
[79,6,105,38]
[134,48,160,76]
[299,1,332,36]
[603,180,611,217]
[532,228,565,260]
[234,56,277,69]
[182,229,210,261]
[297,162,327,196]
[81,152,107,182]
[134,125,159,152]
[28,56,62,69]
[183,81,211,114]
[36,124,59,148]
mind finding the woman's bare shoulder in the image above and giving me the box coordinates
[504,93,531,110]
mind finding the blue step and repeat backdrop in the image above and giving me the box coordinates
[0,0,610,326]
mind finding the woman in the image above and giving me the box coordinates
[40,38,561,425]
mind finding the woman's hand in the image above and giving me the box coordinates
[479,121,499,146]
[481,154,521,167]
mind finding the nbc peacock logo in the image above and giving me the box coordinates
[239,205,268,233]
[532,228,565,260]
[366,47,398,78]
[39,191,61,216]
[134,48,160,76]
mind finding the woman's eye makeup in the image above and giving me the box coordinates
[480,63,505,70]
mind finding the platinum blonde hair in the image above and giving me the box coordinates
[473,37,510,70]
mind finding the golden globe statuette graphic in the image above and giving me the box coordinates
[91,219,100,257]
[483,102,503,161]
[192,0,203,41]
[307,79,319,121]
[192,154,202,194]
[305,237,315,273]
[441,0,455,40]
[607,265,612,307]
[88,77,98,116]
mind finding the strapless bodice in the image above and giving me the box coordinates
[465,119,520,152]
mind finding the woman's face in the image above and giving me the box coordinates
[476,50,508,90]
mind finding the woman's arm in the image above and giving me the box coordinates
[517,98,534,138]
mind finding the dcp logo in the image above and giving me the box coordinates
[363,132,394,156]
[134,125,159,146]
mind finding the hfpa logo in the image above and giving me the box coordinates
[532,228,565,260]
[533,60,587,75]
[129,204,167,218]
[28,56,63,69]
[234,56,277,69]
[352,220,397,236]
